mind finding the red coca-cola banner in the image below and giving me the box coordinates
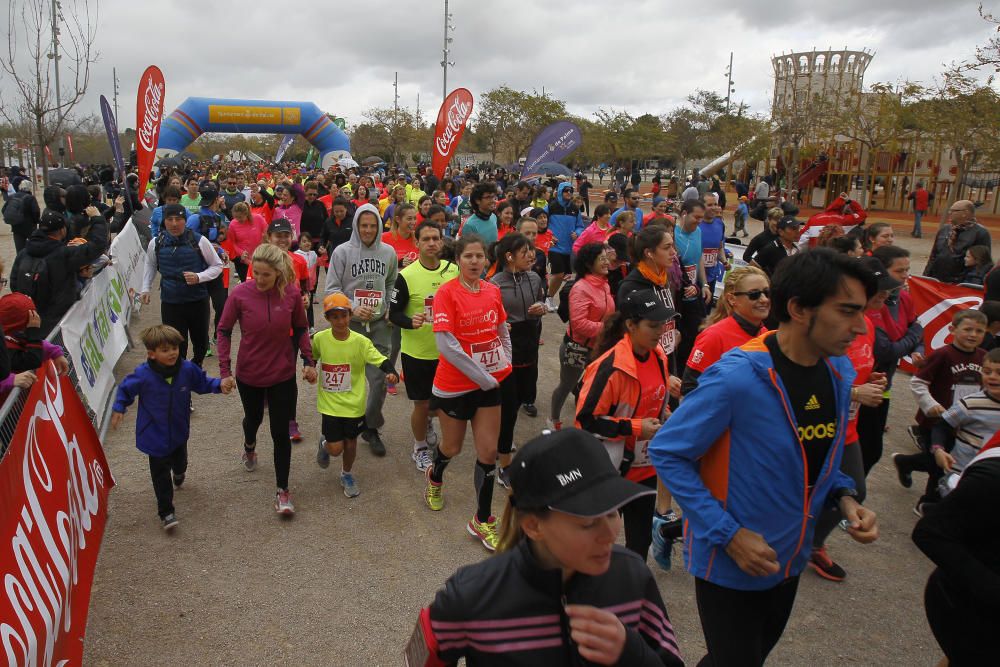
[66,134,75,161]
[431,88,474,181]
[1,362,115,665]
[136,65,166,195]
[900,276,984,373]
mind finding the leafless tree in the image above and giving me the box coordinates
[1,0,99,185]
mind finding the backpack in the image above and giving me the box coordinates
[2,194,26,227]
[556,278,575,323]
[11,253,51,308]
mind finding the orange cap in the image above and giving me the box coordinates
[323,293,352,313]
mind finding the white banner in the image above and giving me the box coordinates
[58,221,146,413]
[714,243,750,299]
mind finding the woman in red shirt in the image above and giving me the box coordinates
[426,234,512,552]
[681,266,771,395]
[351,185,371,211]
[495,200,515,239]
[576,288,673,560]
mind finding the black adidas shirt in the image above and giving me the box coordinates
[766,335,838,487]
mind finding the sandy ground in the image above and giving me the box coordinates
[1,207,992,666]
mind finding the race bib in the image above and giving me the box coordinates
[354,289,383,310]
[683,264,697,283]
[634,439,652,467]
[471,338,509,375]
[423,295,434,321]
[848,399,860,423]
[702,248,719,268]
[659,320,677,355]
[321,363,352,393]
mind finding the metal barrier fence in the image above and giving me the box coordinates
[0,312,126,463]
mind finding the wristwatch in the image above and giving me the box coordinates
[832,487,860,503]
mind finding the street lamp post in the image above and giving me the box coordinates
[441,0,455,102]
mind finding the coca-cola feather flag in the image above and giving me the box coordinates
[136,65,165,195]
[432,88,474,180]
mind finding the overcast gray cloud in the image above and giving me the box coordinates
[3,0,996,139]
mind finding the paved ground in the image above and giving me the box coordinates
[1,205,991,665]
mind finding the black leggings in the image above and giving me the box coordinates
[812,443,866,548]
[161,297,210,366]
[695,576,800,667]
[858,399,890,477]
[206,276,228,341]
[621,475,657,560]
[148,443,187,518]
[498,365,538,455]
[236,376,297,490]
[234,259,250,283]
[925,568,996,665]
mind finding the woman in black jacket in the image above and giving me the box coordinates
[414,428,684,666]
[742,206,782,264]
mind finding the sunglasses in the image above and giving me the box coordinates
[733,288,770,301]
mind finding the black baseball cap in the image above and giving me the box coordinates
[620,289,676,322]
[508,429,656,517]
[39,209,66,232]
[198,184,219,206]
[267,218,293,235]
[162,203,187,220]
[776,216,801,230]
[860,257,903,292]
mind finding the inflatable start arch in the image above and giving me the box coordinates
[156,97,351,168]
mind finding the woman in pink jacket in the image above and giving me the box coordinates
[216,243,317,516]
[228,202,267,282]
[273,183,304,235]
[572,204,617,254]
[549,242,615,430]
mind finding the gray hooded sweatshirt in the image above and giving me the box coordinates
[325,203,399,322]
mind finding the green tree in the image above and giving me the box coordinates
[358,106,425,165]
[474,86,566,164]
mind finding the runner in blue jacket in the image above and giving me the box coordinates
[649,249,880,666]
[544,182,585,312]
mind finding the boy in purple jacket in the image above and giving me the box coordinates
[111,325,234,530]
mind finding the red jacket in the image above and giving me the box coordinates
[799,196,867,247]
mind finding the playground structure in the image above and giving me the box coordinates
[156,98,351,168]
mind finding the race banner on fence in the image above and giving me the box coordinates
[431,88,474,180]
[521,120,582,178]
[136,65,166,196]
[109,219,147,302]
[0,361,115,666]
[901,276,985,373]
[58,262,132,414]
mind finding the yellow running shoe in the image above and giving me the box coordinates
[425,467,444,511]
[467,515,498,552]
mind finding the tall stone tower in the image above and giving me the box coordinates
[771,48,874,115]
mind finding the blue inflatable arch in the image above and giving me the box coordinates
[156,97,351,167]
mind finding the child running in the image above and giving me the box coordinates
[313,293,399,498]
[111,325,235,530]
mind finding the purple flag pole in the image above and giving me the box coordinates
[100,94,132,216]
[521,121,582,178]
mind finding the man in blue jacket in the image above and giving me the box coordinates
[649,249,880,667]
[544,181,583,312]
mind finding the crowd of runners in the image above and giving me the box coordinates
[6,158,998,665]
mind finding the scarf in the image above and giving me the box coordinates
[637,260,668,287]
[149,359,181,380]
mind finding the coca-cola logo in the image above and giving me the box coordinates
[137,79,164,152]
[435,96,471,156]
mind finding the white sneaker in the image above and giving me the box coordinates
[412,447,433,472]
[545,297,558,313]
[274,489,295,515]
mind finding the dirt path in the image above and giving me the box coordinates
[57,214,984,666]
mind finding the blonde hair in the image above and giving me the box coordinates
[232,201,250,219]
[705,265,769,327]
[251,243,294,298]
[141,324,184,351]
[767,207,784,221]
[496,497,550,553]
[615,210,636,228]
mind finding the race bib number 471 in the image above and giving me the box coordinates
[470,338,509,375]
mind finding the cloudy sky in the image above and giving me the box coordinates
[4,0,997,134]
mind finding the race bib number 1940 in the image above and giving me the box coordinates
[354,289,383,310]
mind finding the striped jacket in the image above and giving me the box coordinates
[420,540,683,666]
[649,332,856,591]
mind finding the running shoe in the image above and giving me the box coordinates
[161,513,179,531]
[651,510,680,571]
[364,430,387,457]
[289,420,303,443]
[274,490,295,515]
[545,419,562,432]
[914,502,927,518]
[204,343,214,358]
[522,403,538,418]
[172,472,185,488]
[906,425,923,450]
[387,382,398,396]
[496,465,511,490]
[412,446,432,473]
[545,297,557,313]
[316,437,330,469]
[425,418,439,447]
[341,472,360,498]
[424,467,444,511]
[467,515,499,551]
[241,449,257,472]
[891,453,912,489]
[809,547,846,582]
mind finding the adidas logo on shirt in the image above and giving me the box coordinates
[805,395,821,410]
